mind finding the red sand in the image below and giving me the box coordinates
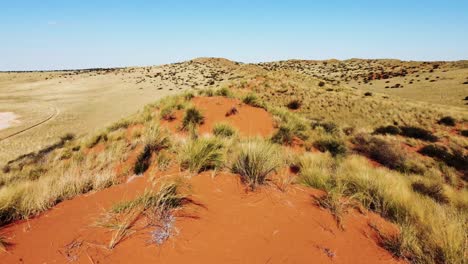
[1,172,403,264]
[161,96,275,137]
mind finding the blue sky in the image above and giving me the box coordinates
[1,0,467,70]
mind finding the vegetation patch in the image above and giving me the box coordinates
[437,116,456,126]
[353,134,425,174]
[181,107,204,130]
[179,137,225,173]
[399,126,438,142]
[313,138,347,157]
[231,139,281,189]
[419,144,468,171]
[212,123,237,138]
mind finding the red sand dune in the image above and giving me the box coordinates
[0,96,404,263]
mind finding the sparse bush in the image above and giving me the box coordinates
[231,139,281,189]
[181,107,204,130]
[286,99,301,110]
[242,94,263,108]
[296,153,335,191]
[461,130,468,137]
[419,144,468,171]
[373,125,401,135]
[364,92,373,96]
[225,106,238,117]
[271,116,309,145]
[437,116,456,126]
[212,123,237,138]
[215,87,232,97]
[134,145,152,175]
[144,125,171,151]
[183,91,195,101]
[271,126,294,145]
[86,133,108,148]
[179,137,224,173]
[411,181,448,203]
[312,121,339,134]
[353,134,425,174]
[160,106,176,121]
[313,138,347,157]
[399,126,438,142]
[108,119,133,132]
[318,81,325,87]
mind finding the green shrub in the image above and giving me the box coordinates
[312,121,339,134]
[231,140,281,189]
[86,133,108,148]
[313,138,347,157]
[411,181,448,203]
[181,107,204,130]
[134,145,152,175]
[399,126,438,142]
[242,94,263,108]
[144,125,171,151]
[271,126,294,145]
[373,125,401,135]
[215,87,232,97]
[183,91,195,101]
[286,99,301,110]
[419,144,468,171]
[179,137,224,173]
[160,106,176,121]
[437,116,456,126]
[353,134,425,174]
[108,119,133,132]
[212,123,236,138]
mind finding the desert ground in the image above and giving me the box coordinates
[0,58,467,264]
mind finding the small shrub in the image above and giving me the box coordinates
[144,125,171,151]
[225,107,238,117]
[212,123,236,138]
[108,120,132,132]
[242,94,263,108]
[364,92,373,96]
[134,145,152,175]
[353,134,425,174]
[461,130,468,137]
[160,106,176,121]
[179,137,224,173]
[318,81,325,87]
[437,116,456,126]
[313,138,347,157]
[312,121,339,134]
[86,133,108,148]
[181,107,204,130]
[419,144,468,171]
[286,99,301,110]
[411,181,448,203]
[399,126,438,142]
[183,91,195,101]
[271,126,294,145]
[373,125,401,135]
[231,140,281,189]
[215,87,232,97]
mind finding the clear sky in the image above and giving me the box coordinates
[1,0,467,70]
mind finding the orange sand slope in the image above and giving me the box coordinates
[161,96,275,137]
[1,172,403,264]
